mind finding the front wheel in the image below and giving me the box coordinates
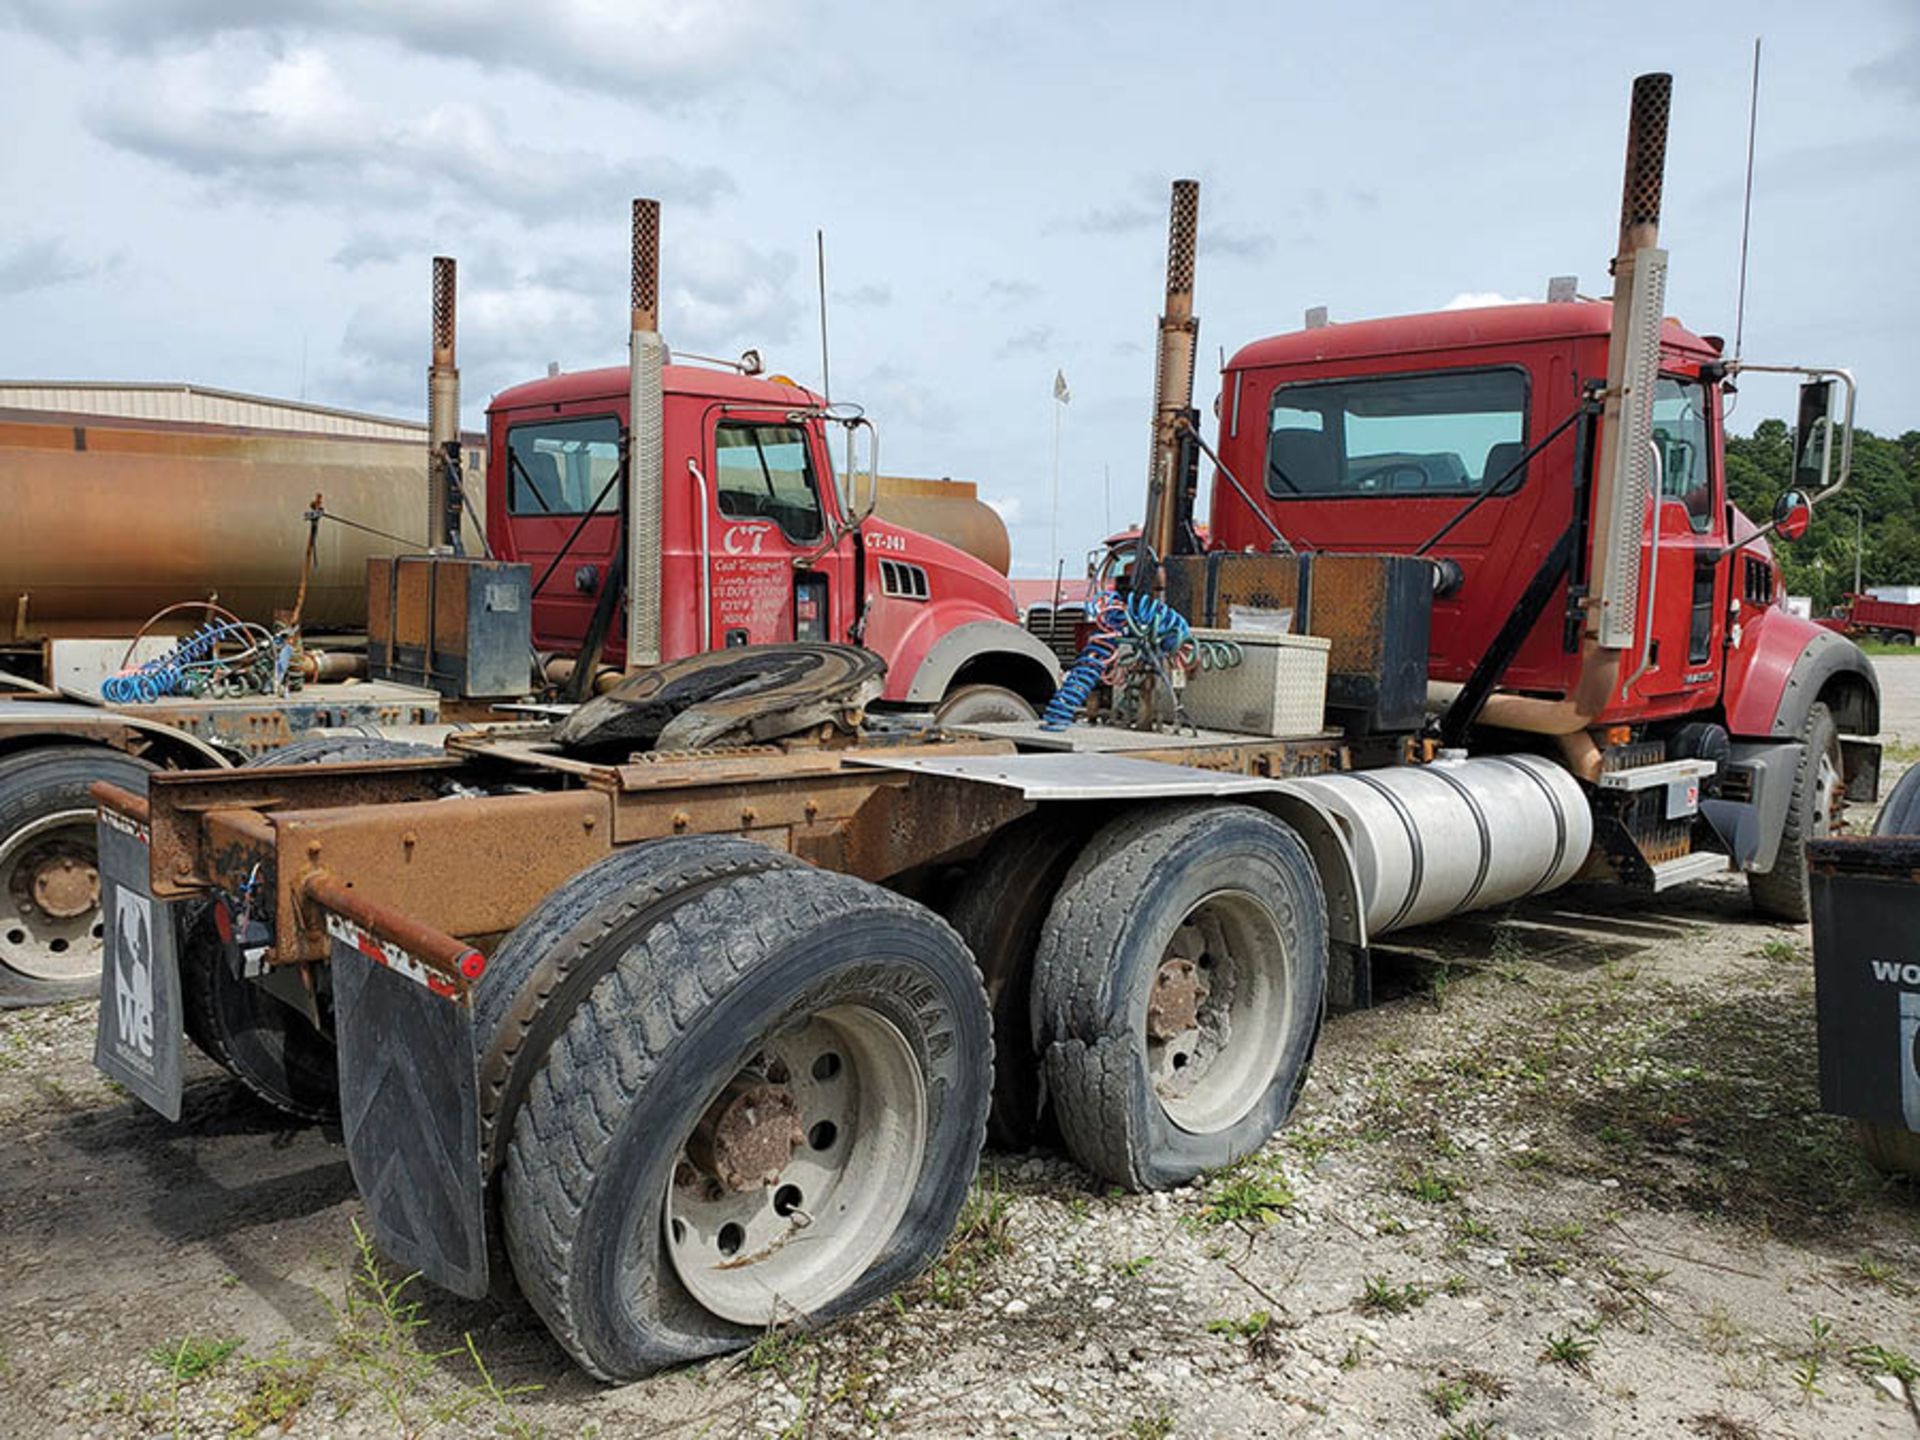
[1032,803,1327,1191]
[499,863,991,1381]
[1748,701,1842,923]
[934,684,1037,727]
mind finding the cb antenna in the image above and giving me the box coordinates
[816,228,831,407]
[1733,36,1762,364]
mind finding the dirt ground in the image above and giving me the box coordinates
[2,659,1916,1440]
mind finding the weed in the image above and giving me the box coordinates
[1127,1407,1175,1440]
[1849,1343,1919,1385]
[1338,1333,1372,1370]
[1425,1379,1470,1417]
[149,1335,241,1382]
[1791,1354,1825,1401]
[1196,1169,1294,1227]
[1753,937,1804,964]
[746,1328,811,1376]
[920,1177,1015,1308]
[230,1347,326,1437]
[1539,1331,1596,1372]
[1441,1274,1472,1297]
[1371,1211,1410,1237]
[1444,1421,1501,1440]
[1113,1255,1155,1278]
[1400,1167,1458,1204]
[1204,1311,1271,1341]
[1356,1275,1429,1316]
[1450,1213,1497,1243]
[1854,1254,1903,1291]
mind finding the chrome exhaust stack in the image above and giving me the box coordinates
[1588,72,1672,652]
[625,197,666,669]
[427,255,462,553]
[1137,179,1201,585]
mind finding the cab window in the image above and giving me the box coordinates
[713,423,826,543]
[1652,376,1712,534]
[1266,368,1529,499]
[506,416,621,516]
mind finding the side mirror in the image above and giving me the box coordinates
[1773,488,1813,542]
[1793,379,1834,494]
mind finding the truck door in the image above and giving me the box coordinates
[1628,375,1725,705]
[705,419,851,646]
[501,413,622,655]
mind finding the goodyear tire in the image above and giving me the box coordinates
[499,863,992,1380]
[0,745,158,1008]
[1032,802,1327,1191]
[1749,701,1841,923]
[179,737,441,1120]
[946,810,1088,1148]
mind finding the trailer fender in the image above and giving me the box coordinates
[900,619,1062,707]
[1725,616,1879,742]
[0,700,232,771]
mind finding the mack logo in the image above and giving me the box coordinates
[720,522,774,556]
[1869,960,1920,986]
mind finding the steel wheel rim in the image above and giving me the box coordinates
[1812,746,1842,836]
[1147,889,1292,1134]
[0,808,105,983]
[665,1004,928,1324]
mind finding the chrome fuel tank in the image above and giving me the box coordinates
[1286,754,1591,935]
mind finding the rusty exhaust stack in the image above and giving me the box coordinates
[427,256,462,552]
[1137,179,1201,585]
[625,197,665,668]
[1464,74,1670,763]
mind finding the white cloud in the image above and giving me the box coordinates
[0,0,794,104]
[0,237,102,295]
[982,494,1024,525]
[1442,291,1534,310]
[88,43,733,222]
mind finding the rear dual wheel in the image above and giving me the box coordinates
[494,849,991,1380]
[1032,803,1328,1191]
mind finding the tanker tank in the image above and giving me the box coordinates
[0,384,484,639]
[870,474,1011,575]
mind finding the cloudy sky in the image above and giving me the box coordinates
[2,1,1915,576]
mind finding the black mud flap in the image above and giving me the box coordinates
[329,919,489,1298]
[92,810,183,1120]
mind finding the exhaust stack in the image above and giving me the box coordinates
[1588,72,1672,651]
[427,256,462,552]
[1138,179,1201,580]
[625,197,665,668]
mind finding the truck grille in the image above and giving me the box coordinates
[1025,603,1086,668]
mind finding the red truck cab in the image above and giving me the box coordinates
[485,364,1059,717]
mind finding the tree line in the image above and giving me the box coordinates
[1725,418,1920,613]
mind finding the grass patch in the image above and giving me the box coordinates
[1426,1378,1470,1417]
[1399,1166,1459,1204]
[1196,1168,1295,1227]
[1204,1310,1271,1341]
[1849,1343,1919,1385]
[920,1178,1015,1308]
[1356,1275,1429,1316]
[149,1335,241,1382]
[1539,1330,1596,1372]
[230,1347,325,1437]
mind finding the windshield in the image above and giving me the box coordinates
[1266,367,1529,499]
[506,415,621,516]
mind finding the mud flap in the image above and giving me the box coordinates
[92,810,183,1120]
[329,921,488,1299]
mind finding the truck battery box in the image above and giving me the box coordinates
[368,555,532,700]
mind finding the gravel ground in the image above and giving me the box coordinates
[0,658,1915,1440]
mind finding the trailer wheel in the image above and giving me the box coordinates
[178,737,442,1119]
[934,684,1037,727]
[500,866,991,1380]
[945,809,1088,1148]
[1032,803,1326,1191]
[1749,701,1842,923]
[0,745,157,1007]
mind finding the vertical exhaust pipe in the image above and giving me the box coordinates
[427,256,462,553]
[625,198,665,668]
[1137,179,1201,584]
[1587,72,1672,652]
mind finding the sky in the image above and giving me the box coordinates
[1,1,1915,578]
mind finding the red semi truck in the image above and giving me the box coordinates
[1823,592,1920,646]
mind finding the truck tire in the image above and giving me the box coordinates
[0,745,156,1007]
[1748,701,1842,923]
[499,865,992,1381]
[945,809,1087,1148]
[178,736,443,1120]
[473,836,806,1171]
[1874,763,1920,837]
[1032,803,1327,1191]
[934,684,1037,727]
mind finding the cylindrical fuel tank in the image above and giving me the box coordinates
[871,475,1011,576]
[0,406,483,633]
[1286,754,1592,935]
